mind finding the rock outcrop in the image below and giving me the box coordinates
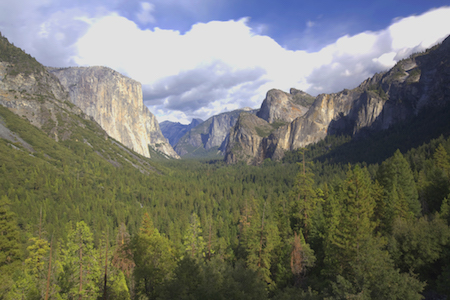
[0,56,96,143]
[174,108,258,157]
[225,35,450,164]
[257,88,314,124]
[224,112,273,165]
[160,118,203,147]
[48,66,178,159]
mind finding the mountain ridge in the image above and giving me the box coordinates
[225,35,450,164]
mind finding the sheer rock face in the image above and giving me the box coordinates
[173,108,258,157]
[224,112,273,165]
[48,67,178,159]
[257,88,312,124]
[225,35,450,164]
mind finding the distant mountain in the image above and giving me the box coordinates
[48,66,178,159]
[173,108,258,158]
[225,35,450,164]
[160,118,203,147]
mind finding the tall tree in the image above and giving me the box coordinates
[291,151,318,242]
[0,195,22,298]
[290,231,315,287]
[132,213,176,299]
[112,222,135,278]
[59,221,101,299]
[244,199,280,287]
[377,150,421,230]
[183,212,206,259]
[326,166,377,275]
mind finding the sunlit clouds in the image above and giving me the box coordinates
[1,1,450,124]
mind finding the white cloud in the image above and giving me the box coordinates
[2,1,450,124]
[136,2,156,24]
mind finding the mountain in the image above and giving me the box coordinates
[0,33,160,173]
[160,118,203,146]
[225,35,450,164]
[48,66,178,159]
[173,108,258,158]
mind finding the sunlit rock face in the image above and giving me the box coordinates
[225,35,450,164]
[49,66,178,159]
[257,88,312,124]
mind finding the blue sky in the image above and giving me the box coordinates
[1,0,450,123]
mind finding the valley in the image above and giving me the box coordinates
[1,32,450,299]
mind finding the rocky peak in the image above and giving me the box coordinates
[225,35,450,164]
[224,112,273,165]
[48,66,178,159]
[256,88,313,124]
[173,108,258,158]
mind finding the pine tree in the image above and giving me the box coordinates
[291,154,318,242]
[183,212,206,259]
[434,144,450,179]
[112,223,135,278]
[132,213,176,299]
[377,150,421,230]
[290,231,315,287]
[60,221,101,299]
[0,195,22,298]
[244,199,280,287]
[327,166,377,274]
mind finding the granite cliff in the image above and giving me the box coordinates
[225,35,450,164]
[173,108,257,158]
[48,66,178,159]
[257,88,314,124]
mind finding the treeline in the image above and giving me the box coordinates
[2,122,450,298]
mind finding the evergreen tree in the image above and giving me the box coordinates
[59,221,101,299]
[290,231,315,287]
[377,150,421,230]
[244,199,280,287]
[183,212,206,259]
[132,213,176,299]
[434,144,450,179]
[112,223,135,278]
[0,195,22,298]
[291,154,318,242]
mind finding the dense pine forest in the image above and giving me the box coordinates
[1,94,450,299]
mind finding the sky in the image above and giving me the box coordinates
[1,1,450,124]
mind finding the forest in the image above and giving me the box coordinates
[1,88,450,299]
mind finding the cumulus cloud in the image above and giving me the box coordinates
[72,7,450,123]
[2,1,450,124]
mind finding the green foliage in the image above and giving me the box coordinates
[183,212,206,259]
[159,257,268,300]
[0,195,23,298]
[0,33,45,77]
[132,213,176,299]
[59,221,101,299]
[388,215,450,278]
[377,150,421,231]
